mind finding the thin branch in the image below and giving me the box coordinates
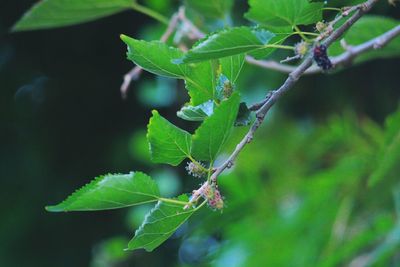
[186,0,381,208]
[332,24,400,67]
[246,24,400,75]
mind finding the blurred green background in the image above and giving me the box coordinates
[1,1,400,266]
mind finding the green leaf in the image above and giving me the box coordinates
[192,92,241,161]
[121,35,186,79]
[46,172,159,212]
[329,16,400,64]
[249,31,292,59]
[245,0,323,28]
[184,60,219,105]
[147,110,192,166]
[177,100,215,121]
[178,27,275,63]
[13,0,133,31]
[121,35,216,105]
[220,54,245,84]
[127,195,200,252]
[184,0,233,19]
[369,108,400,186]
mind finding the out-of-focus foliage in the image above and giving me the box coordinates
[93,108,400,266]
[329,15,400,63]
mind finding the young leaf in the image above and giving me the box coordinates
[220,54,245,84]
[329,16,400,64]
[178,27,275,63]
[184,60,219,105]
[147,110,192,166]
[46,172,160,212]
[177,100,215,121]
[245,0,323,28]
[184,0,233,19]
[127,195,200,252]
[121,35,216,105]
[192,92,241,161]
[13,0,133,31]
[121,35,187,79]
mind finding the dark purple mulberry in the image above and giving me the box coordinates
[313,44,332,71]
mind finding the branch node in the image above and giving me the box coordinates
[246,135,253,144]
[226,161,234,169]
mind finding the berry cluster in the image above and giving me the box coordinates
[313,44,333,71]
[203,185,224,210]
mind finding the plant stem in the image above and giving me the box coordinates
[265,44,295,50]
[293,31,319,37]
[158,197,189,206]
[131,2,169,25]
[294,26,312,42]
[322,7,342,12]
[186,0,382,207]
[245,24,400,74]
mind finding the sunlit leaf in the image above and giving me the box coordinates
[46,172,159,212]
[245,0,323,28]
[147,110,192,166]
[121,35,217,105]
[192,92,241,161]
[13,0,133,31]
[178,27,275,63]
[127,195,199,252]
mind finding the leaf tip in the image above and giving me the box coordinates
[45,205,63,212]
[120,34,130,44]
[10,24,20,33]
[150,109,160,117]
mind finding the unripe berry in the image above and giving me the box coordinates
[295,41,309,58]
[186,161,207,178]
[315,21,327,33]
[222,80,233,99]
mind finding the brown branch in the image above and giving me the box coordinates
[246,23,400,75]
[185,0,381,209]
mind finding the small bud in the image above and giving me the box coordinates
[315,21,327,33]
[294,41,309,58]
[223,80,233,98]
[216,74,234,100]
[186,161,207,178]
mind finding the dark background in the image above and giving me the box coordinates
[0,1,399,267]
